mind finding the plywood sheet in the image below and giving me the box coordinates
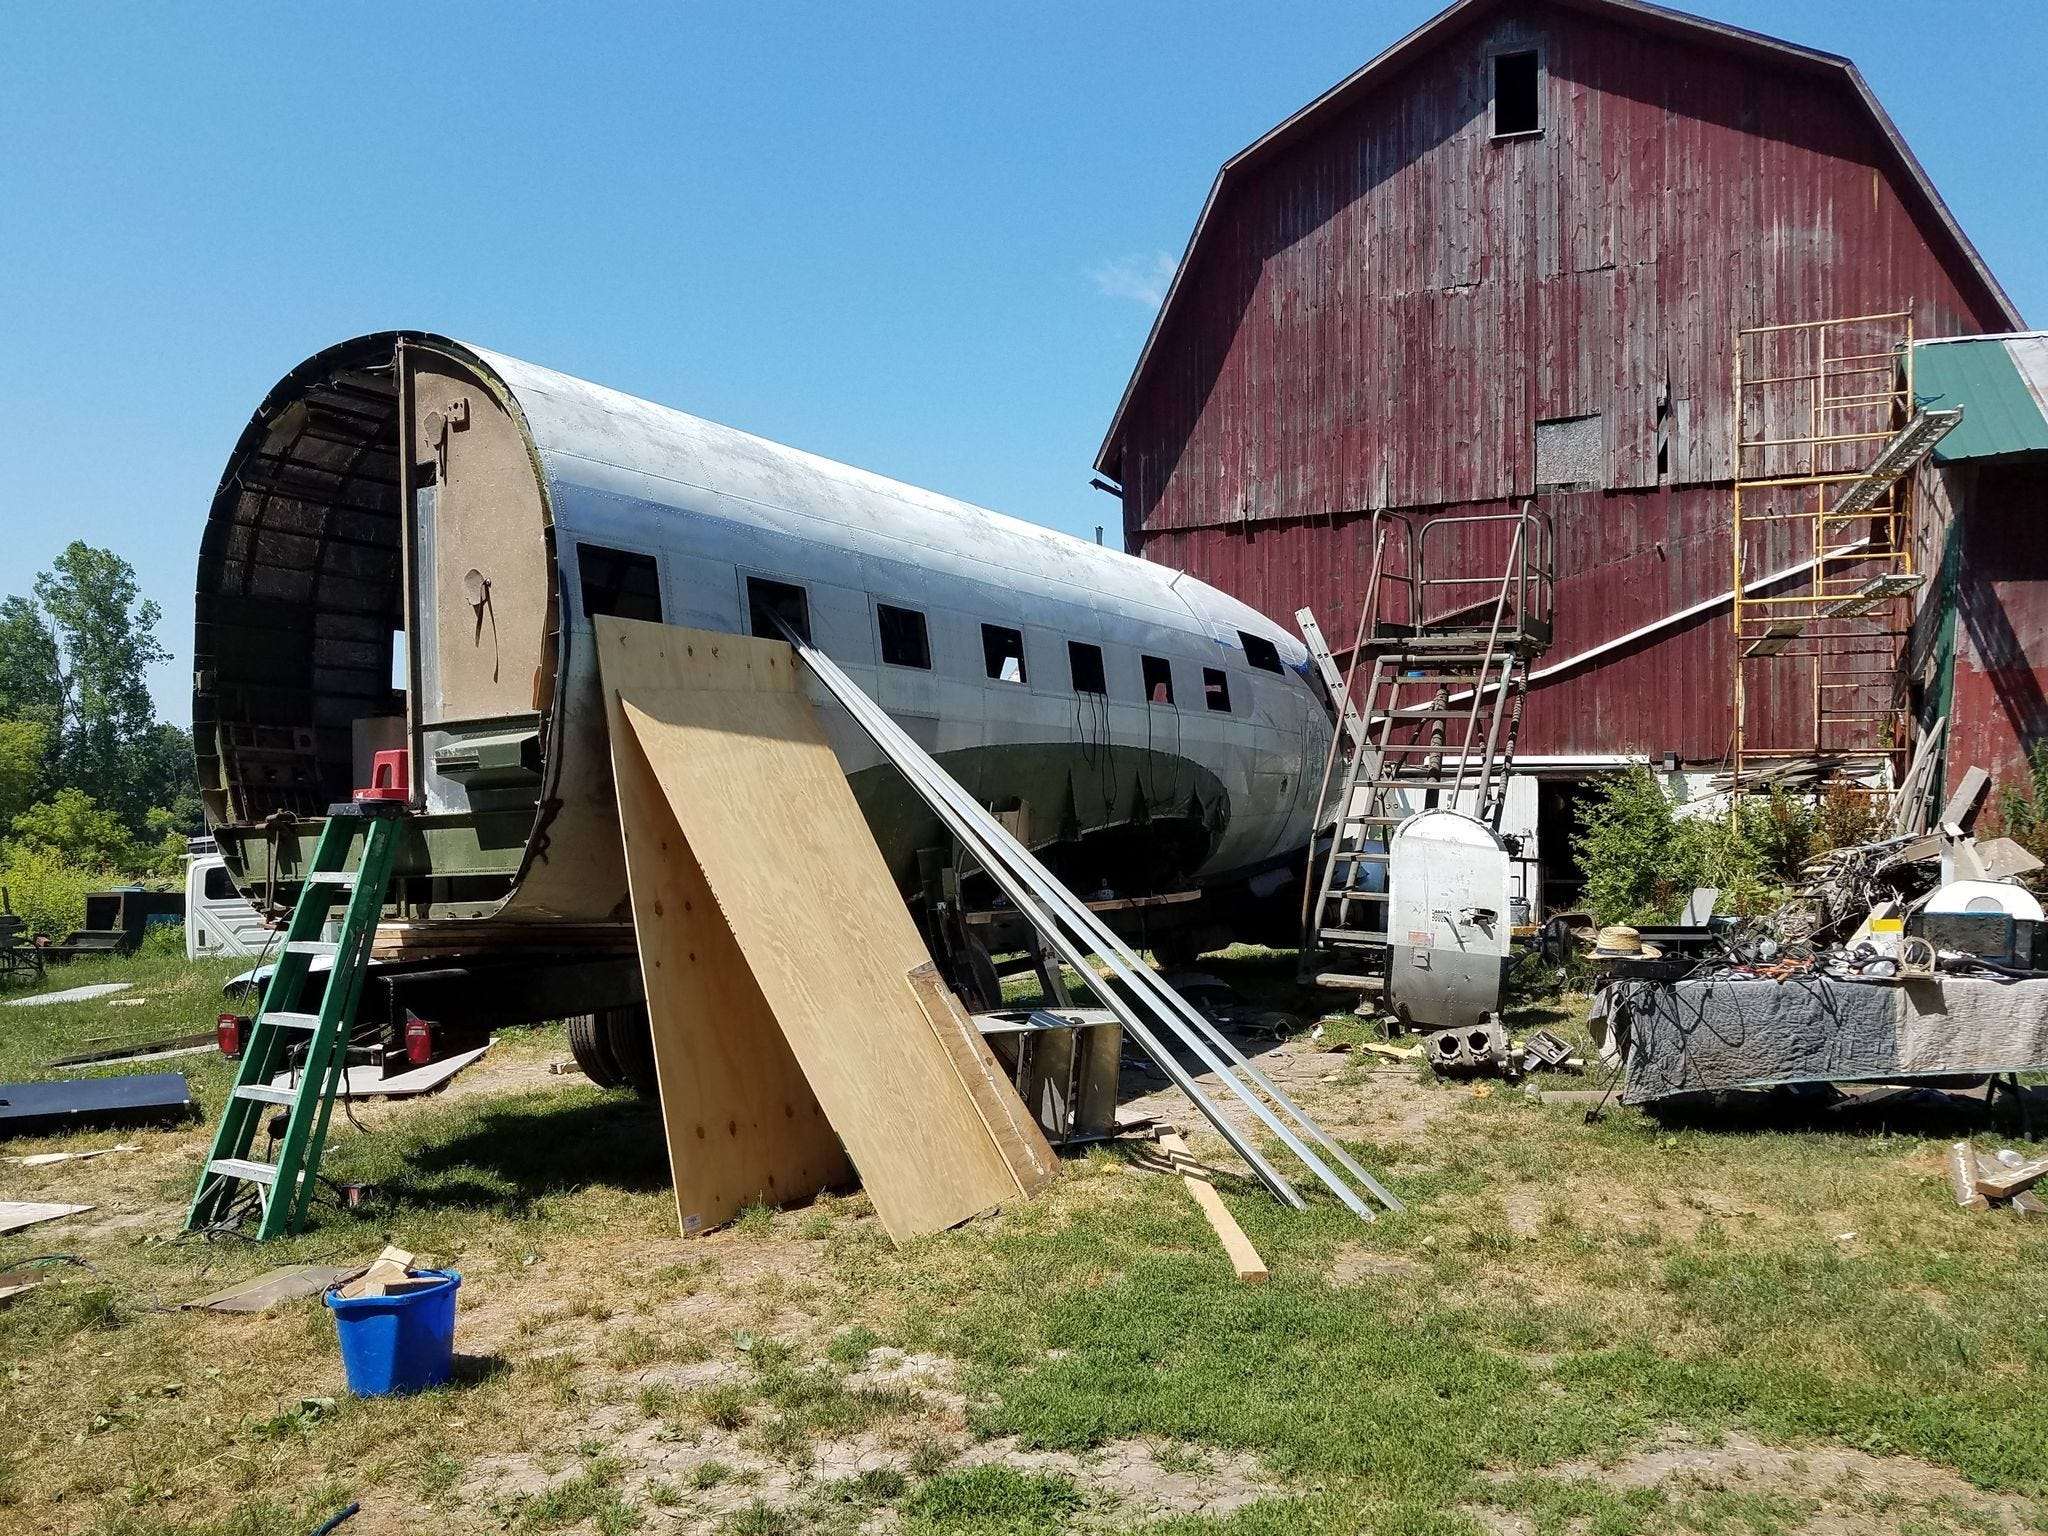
[608,703,852,1236]
[597,617,1031,1242]
[906,963,1057,1200]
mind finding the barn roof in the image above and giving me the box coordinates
[1094,0,2024,478]
[1916,334,2048,463]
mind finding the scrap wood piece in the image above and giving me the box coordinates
[0,1201,93,1235]
[596,618,1025,1244]
[183,1263,364,1313]
[6,1142,139,1167]
[906,962,1058,1200]
[1948,1142,1991,1209]
[1155,1130,1268,1285]
[1975,1156,2048,1201]
[0,1278,42,1306]
[336,1245,417,1300]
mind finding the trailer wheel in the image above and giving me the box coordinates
[566,1013,625,1088]
[599,1003,660,1099]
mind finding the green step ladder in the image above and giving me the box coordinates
[186,810,400,1240]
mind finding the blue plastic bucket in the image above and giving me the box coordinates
[324,1269,461,1396]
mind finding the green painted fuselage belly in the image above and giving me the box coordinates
[217,740,1230,922]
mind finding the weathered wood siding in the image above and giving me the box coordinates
[1116,1,2013,758]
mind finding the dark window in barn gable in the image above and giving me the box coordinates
[1492,49,1541,138]
[1203,667,1232,713]
[982,624,1027,684]
[877,603,930,669]
[1142,654,1176,706]
[1069,640,1107,695]
[578,543,663,624]
[747,577,810,644]
[1239,631,1284,674]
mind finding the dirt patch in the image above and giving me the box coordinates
[1327,1243,1425,1286]
[1485,1428,2038,1534]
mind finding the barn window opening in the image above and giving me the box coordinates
[1069,640,1107,695]
[1535,414,1604,491]
[982,624,1027,684]
[1493,50,1541,137]
[578,544,663,624]
[1203,667,1232,712]
[1142,655,1176,706]
[747,577,810,644]
[1239,631,1284,674]
[877,603,930,669]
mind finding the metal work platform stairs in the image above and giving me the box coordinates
[186,810,399,1240]
[1297,509,1555,987]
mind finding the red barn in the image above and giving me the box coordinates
[1095,0,2020,878]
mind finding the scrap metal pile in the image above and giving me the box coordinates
[1588,762,2048,1107]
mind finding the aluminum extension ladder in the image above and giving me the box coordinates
[185,810,399,1239]
[1298,508,1554,987]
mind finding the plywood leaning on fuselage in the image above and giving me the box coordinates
[596,616,1053,1243]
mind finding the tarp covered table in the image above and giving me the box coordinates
[1613,974,2048,1104]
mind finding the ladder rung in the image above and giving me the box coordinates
[1332,851,1389,862]
[1320,928,1390,944]
[208,1157,277,1185]
[264,1011,321,1030]
[285,941,339,957]
[234,1085,298,1106]
[1383,707,1472,721]
[307,871,355,886]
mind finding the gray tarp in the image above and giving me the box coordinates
[1618,974,2048,1104]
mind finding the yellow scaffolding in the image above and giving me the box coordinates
[1730,308,1959,781]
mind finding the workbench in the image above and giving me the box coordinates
[1612,973,2048,1105]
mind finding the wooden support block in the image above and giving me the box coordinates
[1157,1131,1268,1285]
[2011,1191,2047,1219]
[1948,1142,1990,1210]
[1974,1157,2048,1201]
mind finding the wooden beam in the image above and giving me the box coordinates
[1158,1131,1268,1284]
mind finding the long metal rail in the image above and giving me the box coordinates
[780,622,1399,1218]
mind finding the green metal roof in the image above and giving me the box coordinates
[1915,334,2048,463]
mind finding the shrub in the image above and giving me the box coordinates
[0,841,97,938]
[1574,765,1812,924]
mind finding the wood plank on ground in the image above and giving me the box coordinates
[1157,1130,1268,1284]
[597,617,1034,1244]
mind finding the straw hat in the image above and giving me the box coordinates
[1587,924,1662,960]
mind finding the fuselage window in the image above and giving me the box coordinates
[982,624,1027,685]
[1239,631,1285,674]
[1203,667,1232,713]
[878,603,931,669]
[1142,655,1175,706]
[747,577,811,644]
[1068,640,1107,695]
[578,544,663,624]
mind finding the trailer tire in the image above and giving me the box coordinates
[566,1013,626,1088]
[599,1003,660,1099]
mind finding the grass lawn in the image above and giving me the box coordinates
[0,948,2042,1535]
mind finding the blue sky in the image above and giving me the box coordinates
[2,2,2041,727]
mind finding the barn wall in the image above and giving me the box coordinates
[1117,1,2013,759]
[1949,462,2048,794]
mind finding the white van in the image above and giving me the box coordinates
[185,842,271,960]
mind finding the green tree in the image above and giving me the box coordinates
[9,787,137,870]
[32,543,174,827]
[0,718,48,828]
[0,595,63,731]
